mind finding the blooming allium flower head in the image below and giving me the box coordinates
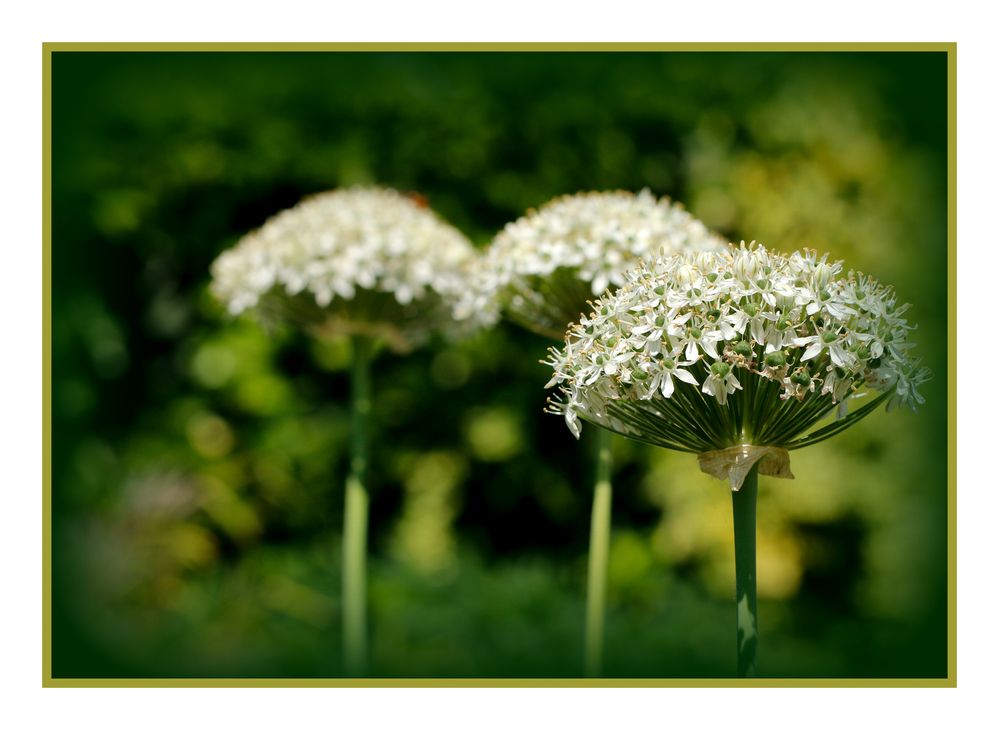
[210,186,482,351]
[458,190,728,340]
[544,243,930,452]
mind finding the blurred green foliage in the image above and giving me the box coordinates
[50,51,948,678]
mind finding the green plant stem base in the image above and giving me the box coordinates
[732,463,759,678]
[343,335,372,676]
[584,427,613,677]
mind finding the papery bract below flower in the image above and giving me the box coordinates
[544,243,930,458]
[210,186,483,351]
[458,189,729,339]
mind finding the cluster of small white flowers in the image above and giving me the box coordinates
[458,190,728,339]
[544,243,929,447]
[210,187,483,346]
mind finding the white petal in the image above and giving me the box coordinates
[685,340,699,361]
[660,372,675,398]
[565,411,581,439]
[801,341,822,361]
[674,368,699,386]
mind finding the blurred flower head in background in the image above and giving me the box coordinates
[545,243,929,448]
[459,189,728,339]
[211,186,484,351]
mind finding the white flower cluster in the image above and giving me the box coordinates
[210,187,482,350]
[544,243,929,451]
[458,190,728,339]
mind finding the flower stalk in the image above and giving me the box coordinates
[584,427,613,677]
[731,463,759,677]
[463,192,724,679]
[343,334,372,675]
[210,187,483,678]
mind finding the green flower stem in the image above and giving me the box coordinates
[731,462,759,678]
[584,426,613,677]
[343,335,373,676]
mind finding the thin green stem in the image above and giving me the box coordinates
[343,335,372,676]
[606,400,706,452]
[584,426,613,677]
[784,388,893,450]
[732,463,759,678]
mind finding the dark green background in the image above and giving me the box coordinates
[50,51,948,678]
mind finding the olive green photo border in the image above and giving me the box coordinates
[40,41,958,688]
